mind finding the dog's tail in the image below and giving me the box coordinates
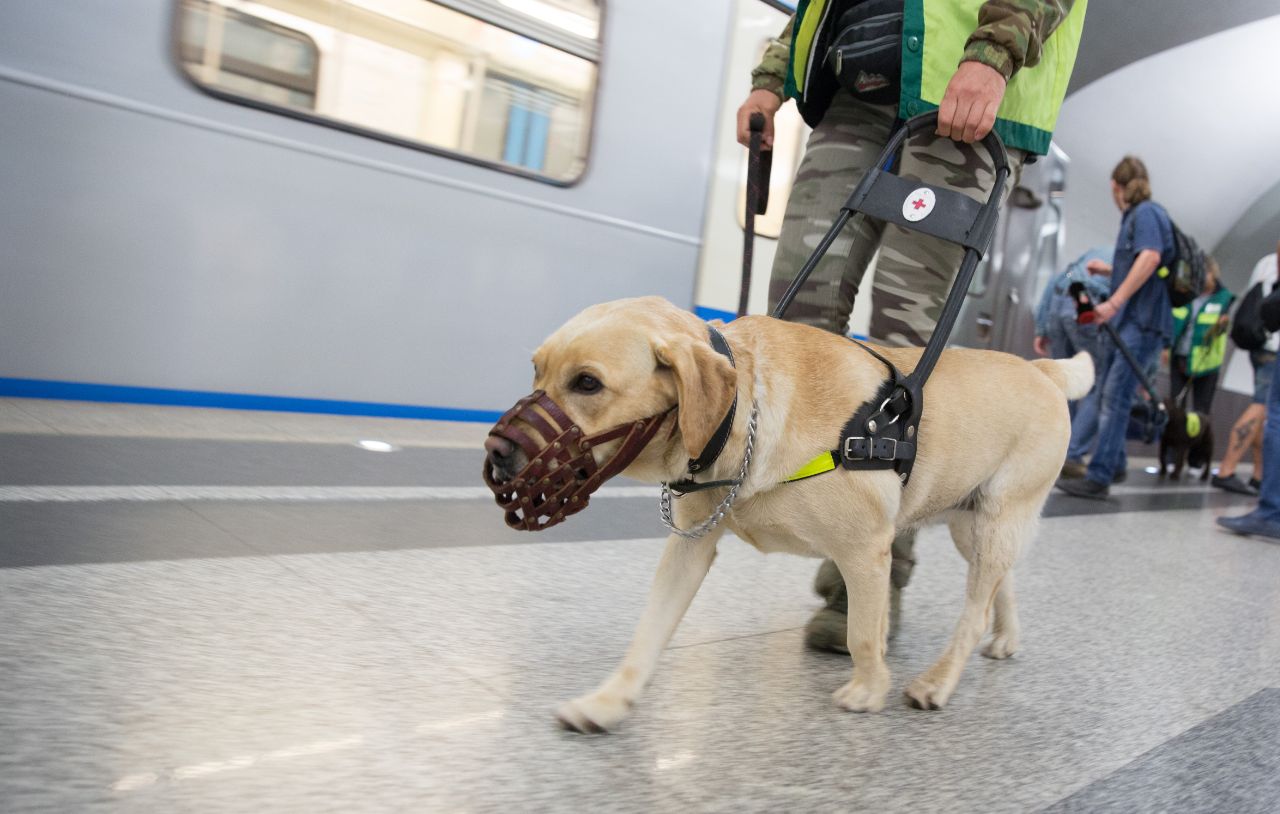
[1032,352,1094,400]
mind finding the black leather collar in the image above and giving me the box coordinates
[670,324,738,493]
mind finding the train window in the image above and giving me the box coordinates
[180,0,320,108]
[175,0,600,184]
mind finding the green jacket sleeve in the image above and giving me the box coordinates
[750,16,794,99]
[963,0,1075,80]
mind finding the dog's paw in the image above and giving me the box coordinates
[981,634,1018,660]
[904,675,954,710]
[555,693,631,734]
[832,676,888,713]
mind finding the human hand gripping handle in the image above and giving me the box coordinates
[736,89,781,149]
[936,61,1007,143]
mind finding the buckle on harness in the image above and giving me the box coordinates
[843,436,897,461]
[844,436,868,460]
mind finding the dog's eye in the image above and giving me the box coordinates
[572,373,602,394]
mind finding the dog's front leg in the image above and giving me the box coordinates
[829,526,894,712]
[556,530,721,733]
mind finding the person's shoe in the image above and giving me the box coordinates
[1249,477,1263,492]
[1112,469,1128,484]
[1055,477,1110,500]
[1211,474,1259,496]
[804,607,849,654]
[1216,513,1280,540]
[806,559,849,653]
[1060,458,1087,479]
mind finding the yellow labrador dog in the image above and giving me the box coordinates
[486,296,1092,732]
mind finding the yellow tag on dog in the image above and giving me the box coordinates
[1186,412,1202,439]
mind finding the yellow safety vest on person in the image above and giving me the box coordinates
[1171,287,1234,376]
[901,0,1086,154]
[786,0,1087,155]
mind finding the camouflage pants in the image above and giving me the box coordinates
[768,93,1024,590]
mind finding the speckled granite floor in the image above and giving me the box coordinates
[1,399,1277,813]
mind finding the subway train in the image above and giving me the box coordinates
[0,0,1112,418]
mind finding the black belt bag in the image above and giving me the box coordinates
[827,0,904,105]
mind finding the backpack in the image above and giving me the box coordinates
[1162,220,1209,308]
[1231,282,1269,351]
[1128,204,1206,308]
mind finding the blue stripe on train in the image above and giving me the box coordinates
[0,377,504,423]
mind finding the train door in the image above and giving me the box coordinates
[694,0,802,320]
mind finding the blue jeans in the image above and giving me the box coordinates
[1068,326,1163,484]
[1254,365,1280,521]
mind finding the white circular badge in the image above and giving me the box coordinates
[902,187,936,222]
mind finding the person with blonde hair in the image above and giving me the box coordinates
[1058,156,1178,499]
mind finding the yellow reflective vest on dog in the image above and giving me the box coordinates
[785,0,1087,155]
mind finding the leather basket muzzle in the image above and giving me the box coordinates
[482,390,671,531]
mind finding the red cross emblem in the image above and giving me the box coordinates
[903,187,936,222]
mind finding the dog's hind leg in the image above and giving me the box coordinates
[950,512,1021,660]
[982,575,1019,660]
[556,531,721,733]
[829,522,894,713]
[905,502,1036,710]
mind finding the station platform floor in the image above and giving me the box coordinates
[2,396,1278,813]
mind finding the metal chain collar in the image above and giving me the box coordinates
[659,399,759,540]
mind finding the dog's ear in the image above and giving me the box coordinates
[654,336,738,461]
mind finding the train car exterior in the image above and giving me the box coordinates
[2,0,1062,420]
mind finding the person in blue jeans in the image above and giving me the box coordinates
[1218,364,1280,538]
[1057,156,1176,500]
[1034,246,1112,428]
[1219,265,1280,538]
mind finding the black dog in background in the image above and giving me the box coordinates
[1158,403,1213,481]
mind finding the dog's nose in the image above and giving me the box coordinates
[485,436,514,462]
[485,436,518,480]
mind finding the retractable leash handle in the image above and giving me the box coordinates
[740,113,771,317]
[771,111,1009,484]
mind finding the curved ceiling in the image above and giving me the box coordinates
[1055,12,1280,290]
[1067,0,1280,94]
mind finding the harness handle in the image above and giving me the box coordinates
[772,111,1009,334]
[771,112,1010,484]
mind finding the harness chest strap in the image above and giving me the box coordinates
[782,339,919,485]
[670,329,917,492]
